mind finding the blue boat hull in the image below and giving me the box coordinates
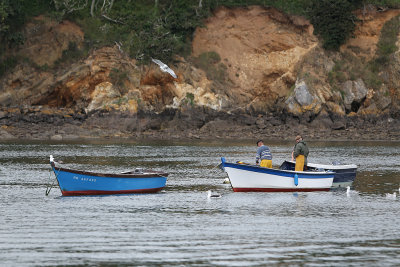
[51,162,167,196]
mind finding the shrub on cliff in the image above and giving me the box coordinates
[365,14,400,90]
[375,14,400,67]
[58,1,207,64]
[1,0,400,78]
[308,0,358,50]
[193,51,228,85]
[0,0,52,76]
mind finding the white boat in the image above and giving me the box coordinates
[220,158,334,192]
[279,160,357,188]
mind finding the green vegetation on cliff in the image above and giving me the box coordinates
[375,14,400,68]
[0,0,49,75]
[308,0,358,50]
[327,13,400,94]
[1,0,400,77]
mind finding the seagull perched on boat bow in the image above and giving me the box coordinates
[223,178,230,184]
[151,58,177,78]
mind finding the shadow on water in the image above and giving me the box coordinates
[354,170,400,194]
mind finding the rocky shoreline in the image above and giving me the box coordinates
[2,9,400,143]
[0,107,399,142]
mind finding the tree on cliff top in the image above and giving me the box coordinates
[308,0,358,50]
[1,0,399,78]
[0,1,11,34]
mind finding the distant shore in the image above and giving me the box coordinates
[0,108,399,142]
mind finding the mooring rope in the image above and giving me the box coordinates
[45,167,60,196]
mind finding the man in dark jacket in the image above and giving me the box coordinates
[291,135,309,171]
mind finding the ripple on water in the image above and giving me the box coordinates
[0,140,400,266]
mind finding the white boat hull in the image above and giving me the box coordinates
[222,159,334,192]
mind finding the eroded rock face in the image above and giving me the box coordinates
[294,80,314,106]
[342,79,368,112]
[0,45,140,110]
[19,16,84,67]
[285,79,322,117]
[343,9,400,61]
[192,6,318,113]
[1,7,400,127]
[387,22,400,116]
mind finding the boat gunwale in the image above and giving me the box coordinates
[51,161,169,178]
[284,160,357,170]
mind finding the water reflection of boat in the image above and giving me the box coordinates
[279,160,357,188]
[220,158,334,192]
[50,155,168,196]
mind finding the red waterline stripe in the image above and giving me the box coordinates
[61,187,164,196]
[233,188,330,192]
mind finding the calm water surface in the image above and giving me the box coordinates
[1,140,400,266]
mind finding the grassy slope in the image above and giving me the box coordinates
[1,0,399,79]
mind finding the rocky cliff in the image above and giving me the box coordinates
[0,6,399,141]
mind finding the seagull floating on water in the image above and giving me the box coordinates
[386,191,397,200]
[346,186,351,196]
[346,186,357,197]
[207,190,221,199]
[151,58,177,78]
[223,178,230,184]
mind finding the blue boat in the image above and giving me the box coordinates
[50,155,168,196]
[279,160,357,188]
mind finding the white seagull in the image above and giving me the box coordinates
[386,191,396,200]
[207,190,222,199]
[151,58,177,78]
[223,178,230,184]
[346,186,357,197]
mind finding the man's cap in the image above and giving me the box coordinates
[256,140,263,145]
